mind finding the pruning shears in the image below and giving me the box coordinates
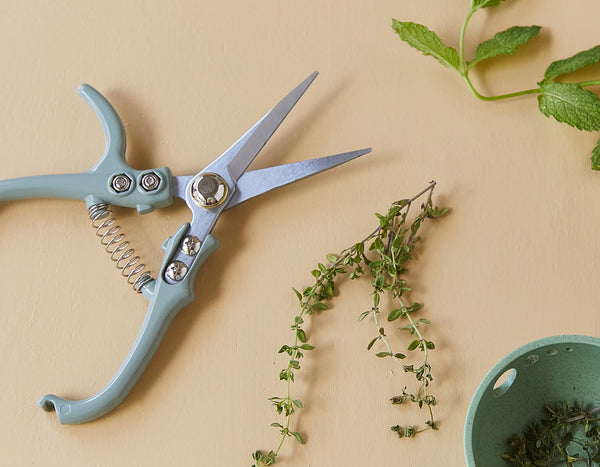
[0,72,369,424]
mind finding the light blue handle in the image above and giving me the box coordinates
[0,84,173,215]
[37,225,219,424]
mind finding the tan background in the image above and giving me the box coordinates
[1,0,600,465]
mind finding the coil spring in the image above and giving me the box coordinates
[88,203,154,293]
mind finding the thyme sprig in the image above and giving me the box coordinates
[502,401,600,466]
[252,181,448,466]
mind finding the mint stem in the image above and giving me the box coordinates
[579,80,600,88]
[459,8,600,103]
[459,8,476,73]
[459,8,542,101]
[462,74,541,101]
[462,76,600,102]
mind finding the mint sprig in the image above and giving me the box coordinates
[393,1,600,169]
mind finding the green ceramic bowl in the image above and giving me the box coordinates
[464,335,600,466]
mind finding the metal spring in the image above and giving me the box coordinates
[88,203,154,293]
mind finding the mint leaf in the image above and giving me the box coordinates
[538,82,600,131]
[468,26,541,69]
[592,138,600,170]
[471,0,507,10]
[392,20,460,71]
[544,45,600,81]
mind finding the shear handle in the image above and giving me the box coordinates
[38,225,219,424]
[0,84,173,214]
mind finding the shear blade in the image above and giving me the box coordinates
[225,148,371,209]
[225,71,319,182]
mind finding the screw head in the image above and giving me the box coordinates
[181,235,201,256]
[141,172,161,191]
[111,174,132,193]
[165,261,188,281]
[191,173,229,209]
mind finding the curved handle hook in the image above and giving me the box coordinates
[38,226,219,424]
[77,84,127,172]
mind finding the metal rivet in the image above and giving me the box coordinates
[141,172,161,191]
[191,173,229,209]
[165,261,188,281]
[181,236,201,256]
[112,174,132,193]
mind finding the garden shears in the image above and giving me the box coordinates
[0,72,370,424]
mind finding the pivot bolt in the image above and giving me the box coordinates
[165,261,188,282]
[111,174,132,193]
[181,236,201,256]
[191,173,229,209]
[141,172,161,191]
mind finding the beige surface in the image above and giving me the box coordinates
[2,0,600,465]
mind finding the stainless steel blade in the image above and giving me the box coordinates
[225,148,371,209]
[225,71,318,182]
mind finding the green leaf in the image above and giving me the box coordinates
[290,431,303,444]
[544,45,600,80]
[538,82,600,131]
[355,242,364,255]
[376,351,392,358]
[299,343,315,350]
[468,26,541,69]
[387,308,403,322]
[367,337,379,350]
[471,0,506,10]
[358,310,370,322]
[411,218,422,235]
[312,302,328,311]
[296,328,307,343]
[392,20,460,71]
[264,451,276,466]
[292,399,303,408]
[326,254,338,263]
[592,138,600,170]
[408,340,421,351]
